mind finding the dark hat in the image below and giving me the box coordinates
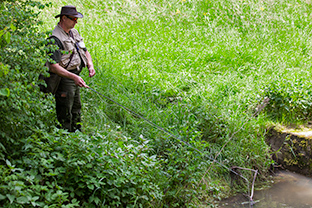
[55,5,83,18]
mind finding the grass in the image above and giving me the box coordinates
[38,0,312,206]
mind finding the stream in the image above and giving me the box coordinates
[219,171,312,208]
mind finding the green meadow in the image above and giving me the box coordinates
[1,0,312,207]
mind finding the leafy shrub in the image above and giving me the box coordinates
[0,0,54,140]
[0,1,164,207]
[1,128,163,207]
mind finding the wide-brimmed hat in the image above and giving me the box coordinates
[55,5,83,18]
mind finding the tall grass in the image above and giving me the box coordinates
[38,0,312,206]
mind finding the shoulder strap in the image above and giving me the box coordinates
[49,35,74,69]
[48,35,64,50]
[69,30,80,51]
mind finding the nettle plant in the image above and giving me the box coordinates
[0,0,54,139]
[1,128,163,207]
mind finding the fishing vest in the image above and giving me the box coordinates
[51,24,88,71]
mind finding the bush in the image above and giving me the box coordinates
[1,128,163,207]
[0,1,164,207]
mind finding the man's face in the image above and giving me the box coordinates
[64,15,78,29]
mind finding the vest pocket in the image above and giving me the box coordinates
[63,39,75,51]
[59,51,72,68]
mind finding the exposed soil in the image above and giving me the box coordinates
[266,125,312,176]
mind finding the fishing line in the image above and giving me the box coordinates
[87,86,259,205]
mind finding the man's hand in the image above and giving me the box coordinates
[74,75,89,88]
[49,63,89,88]
[85,51,95,77]
[88,66,96,77]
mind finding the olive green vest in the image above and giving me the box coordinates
[52,24,87,71]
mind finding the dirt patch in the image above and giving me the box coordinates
[266,127,312,176]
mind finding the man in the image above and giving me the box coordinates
[48,5,95,132]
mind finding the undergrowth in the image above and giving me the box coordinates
[1,0,312,207]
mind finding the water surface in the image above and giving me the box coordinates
[219,171,312,208]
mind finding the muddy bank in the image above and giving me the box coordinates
[266,126,312,176]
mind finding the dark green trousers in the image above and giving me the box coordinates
[55,70,81,132]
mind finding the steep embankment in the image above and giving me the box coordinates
[267,125,312,176]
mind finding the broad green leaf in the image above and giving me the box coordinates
[17,196,29,204]
[118,141,124,148]
[0,194,6,200]
[0,30,4,38]
[10,23,16,32]
[6,194,15,203]
[4,32,11,44]
[0,142,6,152]
[0,88,10,97]
[87,184,94,190]
[0,62,10,77]
[5,159,12,167]
[94,197,101,205]
[32,196,39,201]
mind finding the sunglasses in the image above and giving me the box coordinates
[66,16,78,21]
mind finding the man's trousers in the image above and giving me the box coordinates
[55,70,81,132]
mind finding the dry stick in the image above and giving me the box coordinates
[194,97,269,203]
[251,169,258,201]
[232,167,258,201]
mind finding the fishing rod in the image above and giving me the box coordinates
[87,86,262,206]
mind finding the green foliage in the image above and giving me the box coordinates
[0,0,54,140]
[5,0,312,207]
[0,129,162,207]
[0,0,163,207]
[264,69,312,122]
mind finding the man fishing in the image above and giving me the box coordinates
[47,5,96,132]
